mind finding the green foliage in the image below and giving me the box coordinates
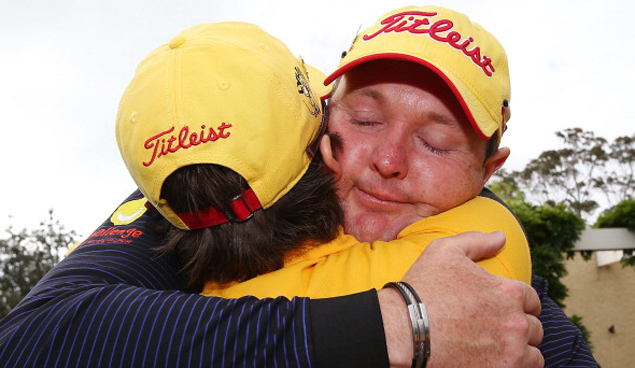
[594,198,635,268]
[570,314,593,351]
[595,198,635,230]
[506,201,585,307]
[0,210,77,319]
[488,169,526,206]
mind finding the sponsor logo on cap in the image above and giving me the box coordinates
[295,65,321,117]
[363,11,495,77]
[143,123,232,167]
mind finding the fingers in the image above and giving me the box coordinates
[431,231,506,262]
[506,281,542,345]
[526,346,545,368]
[402,233,546,368]
[521,282,542,318]
[527,315,544,347]
[505,315,544,368]
[521,284,543,349]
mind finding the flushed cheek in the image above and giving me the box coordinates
[334,174,354,204]
[344,137,374,162]
[408,166,472,209]
[334,142,374,188]
[433,173,481,209]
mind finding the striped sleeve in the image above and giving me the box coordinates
[0,190,389,368]
[533,276,600,368]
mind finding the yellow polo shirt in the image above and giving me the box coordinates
[202,196,531,299]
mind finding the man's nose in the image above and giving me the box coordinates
[371,134,408,179]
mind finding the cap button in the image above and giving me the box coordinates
[217,79,230,90]
[168,35,186,49]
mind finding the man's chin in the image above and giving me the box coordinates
[344,213,400,242]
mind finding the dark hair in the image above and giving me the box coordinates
[485,134,499,161]
[154,157,343,292]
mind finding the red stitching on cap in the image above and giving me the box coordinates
[362,11,495,77]
[142,123,232,167]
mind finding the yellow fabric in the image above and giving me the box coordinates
[201,196,531,299]
[324,5,511,140]
[115,22,325,229]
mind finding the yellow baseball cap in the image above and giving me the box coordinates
[116,22,326,229]
[324,5,511,141]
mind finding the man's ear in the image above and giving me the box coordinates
[320,135,342,181]
[482,147,510,185]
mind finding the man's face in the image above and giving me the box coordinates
[325,59,506,242]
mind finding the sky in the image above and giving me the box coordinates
[1,0,634,239]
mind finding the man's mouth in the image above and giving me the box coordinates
[353,186,406,208]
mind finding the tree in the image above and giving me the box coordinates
[506,201,585,307]
[495,128,635,221]
[0,210,77,319]
[600,135,635,205]
[518,128,608,218]
[594,198,635,268]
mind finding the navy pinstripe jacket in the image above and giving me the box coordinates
[0,190,598,367]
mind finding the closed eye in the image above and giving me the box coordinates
[349,117,379,127]
[422,140,449,155]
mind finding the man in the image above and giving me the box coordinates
[320,7,596,367]
[0,6,592,368]
[197,6,597,367]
